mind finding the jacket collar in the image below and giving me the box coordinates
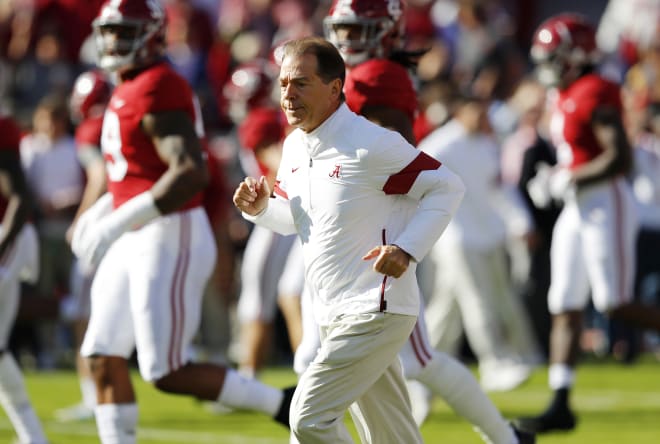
[299,102,352,156]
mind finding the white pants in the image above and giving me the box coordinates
[290,312,421,444]
[424,239,538,368]
[81,208,217,381]
[238,226,297,322]
[549,178,639,313]
[295,286,448,382]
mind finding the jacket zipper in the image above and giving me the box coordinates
[379,228,388,312]
[308,157,313,210]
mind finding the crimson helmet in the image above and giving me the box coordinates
[93,0,167,73]
[69,70,113,123]
[530,14,600,88]
[324,0,406,67]
[223,59,278,123]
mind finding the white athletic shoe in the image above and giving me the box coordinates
[480,363,532,392]
[54,402,95,422]
[203,401,235,415]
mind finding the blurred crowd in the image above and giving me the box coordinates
[3,0,660,381]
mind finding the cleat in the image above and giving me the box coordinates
[511,423,536,444]
[202,401,235,415]
[514,408,577,434]
[480,363,532,392]
[273,386,296,428]
[54,403,95,422]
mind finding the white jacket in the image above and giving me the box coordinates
[246,104,464,325]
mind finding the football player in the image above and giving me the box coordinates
[0,113,47,443]
[516,14,660,434]
[71,1,293,442]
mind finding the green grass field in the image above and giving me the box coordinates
[2,358,659,443]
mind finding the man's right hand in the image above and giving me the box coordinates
[233,176,271,216]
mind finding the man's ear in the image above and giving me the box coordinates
[331,78,343,99]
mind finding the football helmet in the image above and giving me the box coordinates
[530,14,599,88]
[93,0,166,73]
[69,69,113,123]
[224,59,278,123]
[324,0,406,67]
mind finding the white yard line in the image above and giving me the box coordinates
[0,420,288,444]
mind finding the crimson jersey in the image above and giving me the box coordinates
[344,58,418,125]
[550,73,622,169]
[0,116,23,218]
[75,115,104,148]
[101,61,203,209]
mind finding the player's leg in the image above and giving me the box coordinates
[516,200,589,433]
[401,302,522,444]
[290,312,419,444]
[131,209,292,425]
[0,224,48,443]
[0,280,48,443]
[237,227,295,376]
[277,239,305,352]
[80,233,137,444]
[55,259,96,421]
[0,351,49,444]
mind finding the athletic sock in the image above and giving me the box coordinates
[217,368,283,416]
[406,379,432,426]
[547,363,574,414]
[416,351,517,444]
[80,376,97,410]
[0,353,48,444]
[548,363,574,390]
[95,403,138,444]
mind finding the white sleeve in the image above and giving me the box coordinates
[394,165,465,262]
[242,197,297,235]
[242,138,298,235]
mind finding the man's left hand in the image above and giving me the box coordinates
[363,244,411,278]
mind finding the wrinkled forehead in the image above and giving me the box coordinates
[279,53,319,81]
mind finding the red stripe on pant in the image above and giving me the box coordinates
[168,213,191,371]
[409,322,432,367]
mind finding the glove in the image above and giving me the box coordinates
[526,163,573,208]
[548,167,573,201]
[71,193,113,257]
[72,191,160,268]
[526,162,553,208]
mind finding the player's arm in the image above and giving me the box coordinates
[572,105,632,188]
[67,145,107,243]
[143,109,209,213]
[76,145,107,214]
[360,105,416,145]
[0,150,32,257]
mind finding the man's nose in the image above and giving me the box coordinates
[282,83,296,99]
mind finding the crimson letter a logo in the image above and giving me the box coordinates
[329,164,341,178]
